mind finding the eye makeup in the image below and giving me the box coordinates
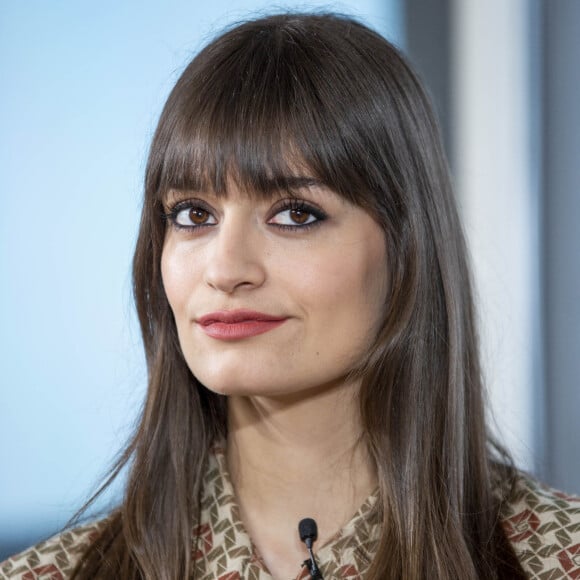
[162,196,328,233]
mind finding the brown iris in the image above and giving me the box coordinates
[189,208,210,225]
[290,208,311,224]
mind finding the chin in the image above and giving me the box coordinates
[188,356,291,398]
[193,372,264,397]
[193,371,298,398]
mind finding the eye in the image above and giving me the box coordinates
[268,200,327,229]
[164,200,217,229]
[176,207,215,227]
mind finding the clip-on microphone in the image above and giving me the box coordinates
[298,518,324,580]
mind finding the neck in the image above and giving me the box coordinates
[226,380,377,578]
[227,382,374,490]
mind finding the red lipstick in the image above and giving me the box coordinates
[197,310,288,341]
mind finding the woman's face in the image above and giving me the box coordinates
[161,178,388,398]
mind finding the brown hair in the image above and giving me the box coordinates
[73,12,526,579]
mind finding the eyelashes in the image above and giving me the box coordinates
[162,198,328,233]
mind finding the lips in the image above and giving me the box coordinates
[197,310,288,340]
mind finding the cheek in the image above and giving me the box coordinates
[325,236,386,300]
[295,238,387,334]
[160,242,194,317]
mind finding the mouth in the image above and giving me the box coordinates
[196,310,288,341]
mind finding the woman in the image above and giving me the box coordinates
[2,12,579,580]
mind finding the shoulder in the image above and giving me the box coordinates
[0,520,106,580]
[501,472,580,578]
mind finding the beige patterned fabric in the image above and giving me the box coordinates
[0,522,104,580]
[503,475,580,579]
[2,447,579,579]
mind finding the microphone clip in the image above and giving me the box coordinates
[302,557,324,580]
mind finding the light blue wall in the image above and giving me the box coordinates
[0,0,402,557]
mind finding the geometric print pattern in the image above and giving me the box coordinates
[0,521,104,579]
[2,448,580,579]
[501,475,580,579]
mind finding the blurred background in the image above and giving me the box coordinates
[1,0,578,560]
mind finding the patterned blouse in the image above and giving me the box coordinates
[2,448,580,579]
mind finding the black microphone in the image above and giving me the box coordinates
[298,518,324,579]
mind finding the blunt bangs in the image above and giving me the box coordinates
[148,13,399,216]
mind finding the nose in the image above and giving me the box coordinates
[203,216,267,294]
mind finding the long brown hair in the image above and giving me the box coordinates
[73,12,526,579]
